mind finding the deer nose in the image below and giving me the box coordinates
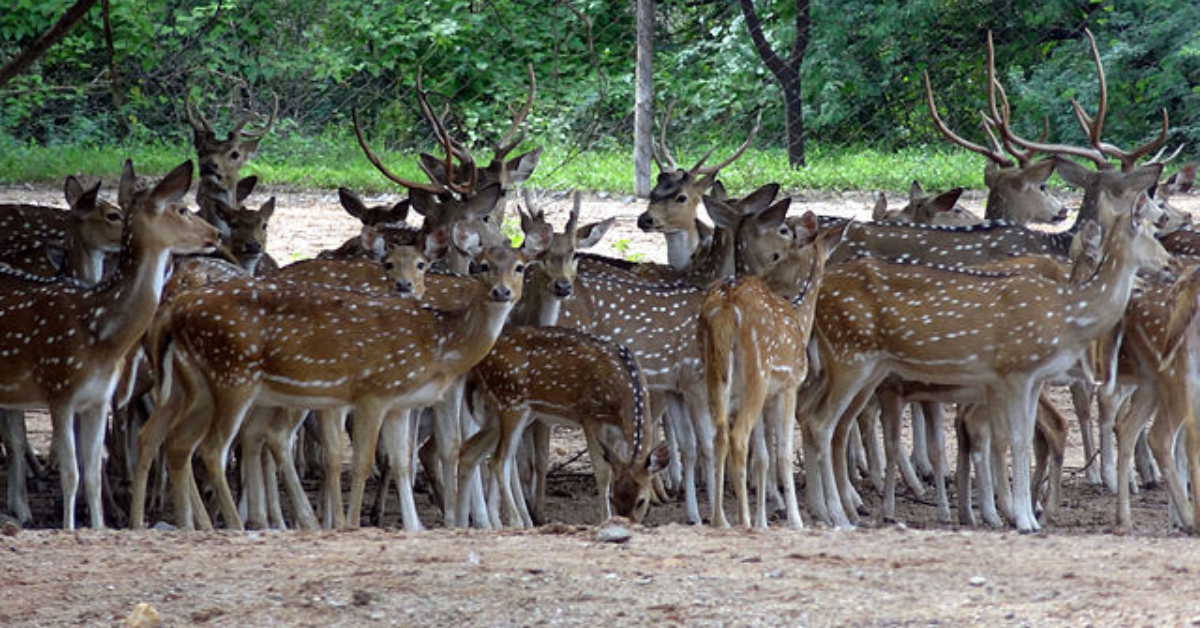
[491,285,512,302]
[1055,207,1069,222]
[243,241,262,254]
[553,280,572,298]
[395,280,413,295]
[199,161,219,179]
[636,213,655,231]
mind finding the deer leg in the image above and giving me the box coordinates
[749,419,770,529]
[992,421,1015,524]
[48,401,83,530]
[709,384,731,529]
[266,409,319,530]
[431,380,465,528]
[457,409,499,529]
[374,411,408,526]
[1071,380,1101,485]
[582,424,615,523]
[1,410,32,525]
[77,405,108,529]
[729,368,767,528]
[858,404,885,493]
[490,409,531,527]
[896,404,925,498]
[924,401,950,524]
[775,389,803,529]
[238,415,269,530]
[345,402,389,529]
[528,420,551,526]
[318,408,348,529]
[1148,378,1192,530]
[387,409,421,531]
[668,395,701,524]
[877,388,903,523]
[1004,377,1040,533]
[1114,384,1155,530]
[197,387,257,530]
[910,402,934,482]
[1097,388,1127,494]
[955,407,976,526]
[1134,430,1160,489]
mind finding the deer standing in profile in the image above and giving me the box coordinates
[0,160,218,529]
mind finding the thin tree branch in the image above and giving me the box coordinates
[0,0,103,88]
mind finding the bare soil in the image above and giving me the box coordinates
[2,183,1200,627]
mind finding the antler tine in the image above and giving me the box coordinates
[184,93,212,134]
[240,91,280,140]
[495,63,537,159]
[415,66,456,192]
[352,108,446,194]
[988,77,1048,168]
[1149,143,1185,166]
[693,110,762,176]
[1080,28,1108,150]
[656,100,679,172]
[923,70,1013,167]
[1098,108,1170,172]
[566,190,581,235]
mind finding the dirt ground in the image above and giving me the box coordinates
[2,181,1200,627]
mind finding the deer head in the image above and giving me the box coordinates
[185,90,278,188]
[63,175,124,255]
[603,440,670,523]
[337,187,411,226]
[519,191,614,299]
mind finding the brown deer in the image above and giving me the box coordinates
[870,184,978,227]
[317,188,417,260]
[637,103,761,270]
[135,232,525,530]
[185,89,278,237]
[0,160,218,529]
[804,199,1168,532]
[699,211,846,529]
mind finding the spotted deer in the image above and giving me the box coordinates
[805,199,1169,532]
[0,160,219,529]
[133,230,524,530]
[458,326,669,527]
[0,176,126,525]
[317,188,417,260]
[185,89,278,237]
[637,103,761,270]
[699,211,846,529]
[870,184,979,227]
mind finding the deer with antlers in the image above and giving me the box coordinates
[0,160,218,529]
[803,197,1168,532]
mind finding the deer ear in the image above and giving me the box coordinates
[709,180,728,202]
[522,222,553,257]
[1120,163,1165,197]
[505,148,542,186]
[909,180,924,203]
[871,192,888,221]
[418,153,448,184]
[236,176,259,203]
[1054,156,1094,189]
[389,199,411,224]
[64,176,86,207]
[424,226,450,261]
[452,222,483,256]
[258,197,276,221]
[756,198,793,232]
[820,219,852,255]
[238,135,264,156]
[463,184,503,218]
[598,440,620,468]
[1025,158,1056,184]
[576,217,615,249]
[646,442,671,475]
[792,210,820,244]
[928,188,964,215]
[118,159,138,210]
[702,195,740,230]
[738,183,780,216]
[361,225,387,260]
[67,179,100,213]
[407,188,439,217]
[338,187,367,220]
[152,161,194,210]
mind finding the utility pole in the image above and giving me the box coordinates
[634,0,654,197]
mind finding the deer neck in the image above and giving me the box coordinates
[664,222,701,270]
[511,270,561,327]
[62,229,105,285]
[1063,231,1138,346]
[196,179,233,237]
[84,220,173,355]
[436,298,515,370]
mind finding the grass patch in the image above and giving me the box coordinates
[0,129,992,194]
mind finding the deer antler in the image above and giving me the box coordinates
[494,64,537,160]
[415,67,477,196]
[692,111,761,177]
[983,71,1050,168]
[652,100,679,172]
[566,190,581,236]
[352,108,447,194]
[239,91,280,141]
[923,68,1015,168]
[184,93,213,135]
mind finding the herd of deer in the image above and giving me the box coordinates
[2,32,1200,536]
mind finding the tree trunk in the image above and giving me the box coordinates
[0,0,103,88]
[782,79,805,167]
[634,0,654,197]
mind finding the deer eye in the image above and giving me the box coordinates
[106,212,121,221]
[416,261,426,270]
[481,215,490,223]
[514,263,526,274]
[383,261,394,271]
[1039,184,1047,191]
[675,194,687,203]
[772,252,781,262]
[177,207,188,215]
[778,226,789,236]
[230,151,240,160]
[478,262,490,273]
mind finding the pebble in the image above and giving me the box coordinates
[152,521,176,532]
[595,524,632,544]
[2,521,19,536]
[968,576,987,587]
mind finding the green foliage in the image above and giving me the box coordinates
[0,0,1196,171]
[612,238,647,263]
